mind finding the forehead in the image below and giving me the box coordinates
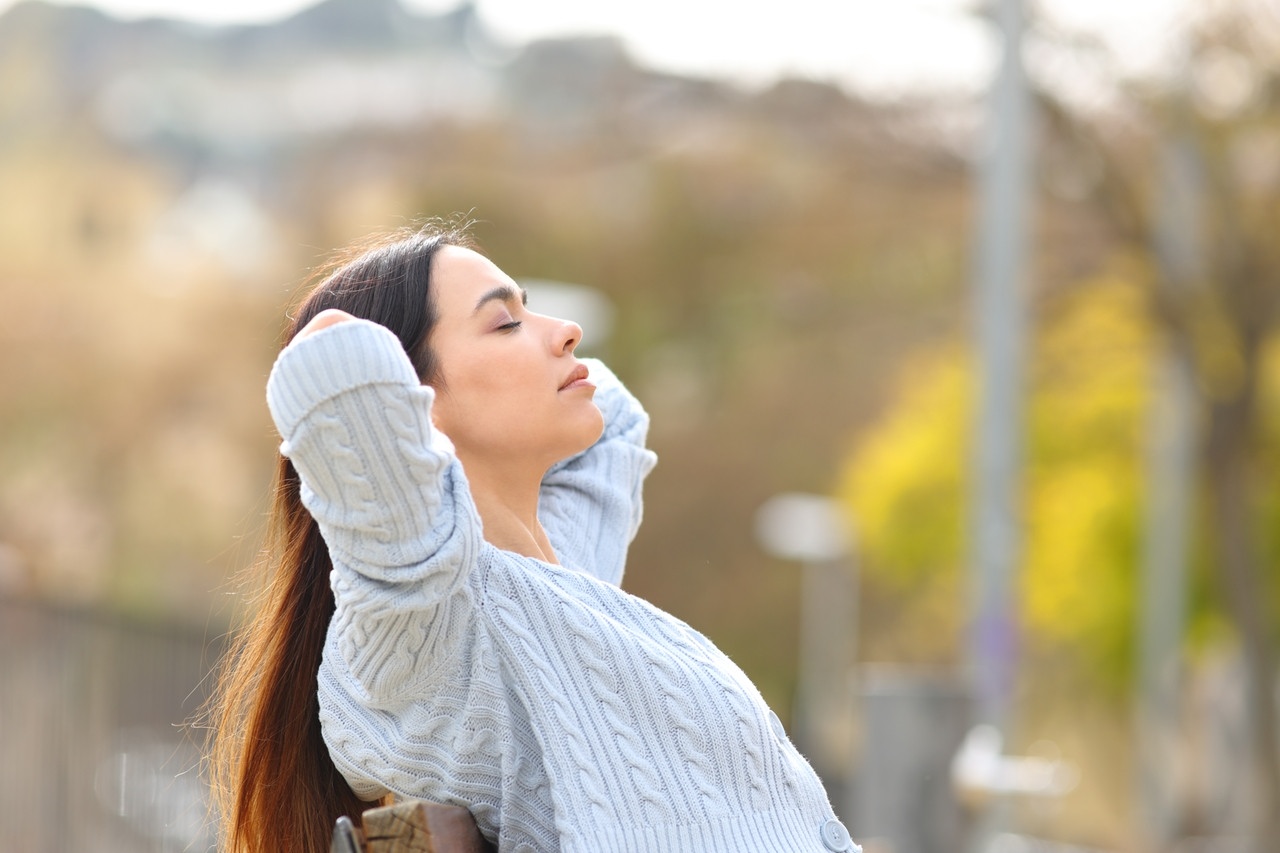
[432,246,516,315]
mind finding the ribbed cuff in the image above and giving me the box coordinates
[266,319,421,439]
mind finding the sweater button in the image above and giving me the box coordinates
[820,818,853,852]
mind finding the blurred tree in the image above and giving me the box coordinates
[839,0,1280,844]
[836,275,1154,682]
[1034,2,1280,846]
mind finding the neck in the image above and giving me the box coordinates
[457,451,558,564]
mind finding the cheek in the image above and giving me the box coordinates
[433,351,518,417]
[454,345,536,393]
[433,372,537,438]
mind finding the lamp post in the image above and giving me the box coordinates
[967,0,1034,847]
[754,493,856,788]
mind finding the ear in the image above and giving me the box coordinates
[425,393,457,455]
[426,385,452,435]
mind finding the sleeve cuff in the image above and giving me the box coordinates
[266,319,422,439]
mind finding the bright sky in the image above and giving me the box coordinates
[0,0,1197,95]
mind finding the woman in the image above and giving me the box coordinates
[208,222,859,853]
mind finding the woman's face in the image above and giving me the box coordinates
[427,245,604,469]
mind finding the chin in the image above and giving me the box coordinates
[586,404,605,444]
[563,407,605,458]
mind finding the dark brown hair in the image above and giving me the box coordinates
[207,221,473,853]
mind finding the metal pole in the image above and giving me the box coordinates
[1136,132,1201,849]
[753,494,855,791]
[968,0,1034,847]
[970,0,1033,741]
[797,555,856,784]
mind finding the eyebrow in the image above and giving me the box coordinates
[472,284,528,315]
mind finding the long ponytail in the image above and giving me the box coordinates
[208,459,375,853]
[205,221,471,853]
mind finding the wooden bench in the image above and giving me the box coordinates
[332,800,495,853]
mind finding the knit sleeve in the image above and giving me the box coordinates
[538,358,658,586]
[266,319,482,705]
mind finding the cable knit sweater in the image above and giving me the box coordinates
[266,319,859,853]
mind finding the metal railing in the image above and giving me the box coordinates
[0,596,221,852]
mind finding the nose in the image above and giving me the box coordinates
[554,318,583,354]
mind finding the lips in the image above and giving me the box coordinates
[558,363,591,391]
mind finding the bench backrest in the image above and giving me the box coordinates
[332,800,495,853]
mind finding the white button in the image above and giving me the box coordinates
[820,818,853,852]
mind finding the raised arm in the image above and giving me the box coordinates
[267,317,483,705]
[538,358,657,585]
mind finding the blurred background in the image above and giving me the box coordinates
[1,0,1277,851]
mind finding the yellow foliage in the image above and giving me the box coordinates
[1261,335,1280,446]
[838,275,1156,677]
[838,347,971,589]
[1024,278,1151,659]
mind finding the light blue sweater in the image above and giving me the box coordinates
[266,319,858,853]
